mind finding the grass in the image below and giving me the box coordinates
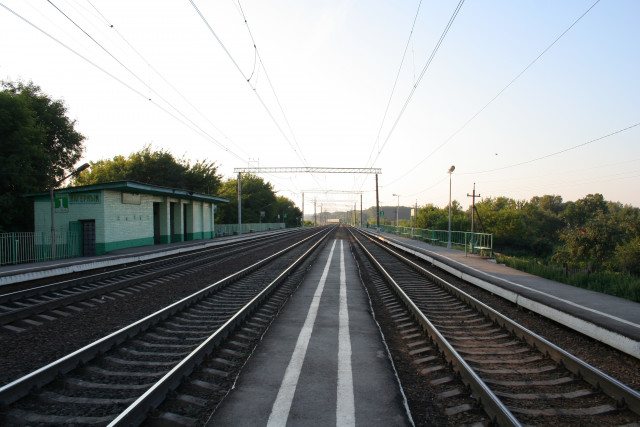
[494,254,640,303]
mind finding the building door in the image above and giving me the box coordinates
[170,202,176,242]
[81,220,96,257]
[153,203,160,244]
[183,204,188,241]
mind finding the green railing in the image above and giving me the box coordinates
[373,225,493,256]
[215,222,286,237]
[0,224,289,266]
[0,231,82,266]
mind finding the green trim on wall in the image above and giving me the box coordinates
[98,237,154,255]
[158,235,170,244]
[186,232,204,241]
[172,234,184,243]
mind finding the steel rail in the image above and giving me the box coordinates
[0,228,328,406]
[0,229,300,302]
[356,228,640,417]
[109,227,333,425]
[0,230,307,326]
[349,228,521,426]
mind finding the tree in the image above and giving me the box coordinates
[553,195,621,270]
[563,193,608,229]
[521,195,565,257]
[0,81,85,231]
[415,201,466,231]
[274,196,303,227]
[215,175,301,227]
[615,237,640,275]
[476,197,528,252]
[216,174,275,224]
[74,145,222,195]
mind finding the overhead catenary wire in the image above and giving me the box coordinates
[384,0,602,188]
[364,0,424,171]
[84,0,252,160]
[366,0,466,171]
[462,121,640,175]
[234,0,323,195]
[188,0,311,170]
[37,0,248,163]
[0,3,153,107]
[236,1,307,165]
[401,121,638,206]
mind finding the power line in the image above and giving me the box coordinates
[384,0,602,187]
[188,0,309,168]
[236,1,307,164]
[462,121,640,175]
[1,2,148,101]
[1,2,246,162]
[406,176,447,198]
[367,0,466,170]
[85,0,252,160]
[234,0,325,193]
[40,0,248,162]
[364,0,423,171]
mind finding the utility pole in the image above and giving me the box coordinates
[413,199,417,238]
[375,174,380,228]
[354,202,356,226]
[314,199,317,226]
[237,172,242,234]
[360,193,363,227]
[302,192,304,227]
[467,183,480,233]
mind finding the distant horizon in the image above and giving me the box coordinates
[301,191,638,220]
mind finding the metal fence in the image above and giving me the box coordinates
[0,231,82,266]
[0,224,288,266]
[373,225,493,256]
[214,222,286,237]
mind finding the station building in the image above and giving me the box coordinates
[26,181,229,256]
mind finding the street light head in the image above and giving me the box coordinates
[76,163,90,174]
[448,165,455,174]
[392,193,399,197]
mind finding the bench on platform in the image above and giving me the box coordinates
[475,246,492,256]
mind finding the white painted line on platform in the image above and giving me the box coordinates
[337,241,355,426]
[267,240,337,427]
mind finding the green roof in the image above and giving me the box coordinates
[24,181,229,203]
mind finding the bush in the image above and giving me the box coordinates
[495,254,640,302]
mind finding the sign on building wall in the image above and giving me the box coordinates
[54,194,69,212]
[121,193,141,205]
[70,193,101,204]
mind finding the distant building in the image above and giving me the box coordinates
[326,218,341,224]
[25,181,229,256]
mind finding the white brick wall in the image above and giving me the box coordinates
[104,191,154,244]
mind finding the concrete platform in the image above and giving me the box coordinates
[366,228,640,359]
[208,238,411,426]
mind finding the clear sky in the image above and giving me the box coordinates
[2,0,639,214]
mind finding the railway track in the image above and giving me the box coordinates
[0,227,333,425]
[350,228,640,426]
[0,229,311,332]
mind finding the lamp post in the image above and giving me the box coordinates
[392,193,400,234]
[447,165,455,249]
[50,163,90,260]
